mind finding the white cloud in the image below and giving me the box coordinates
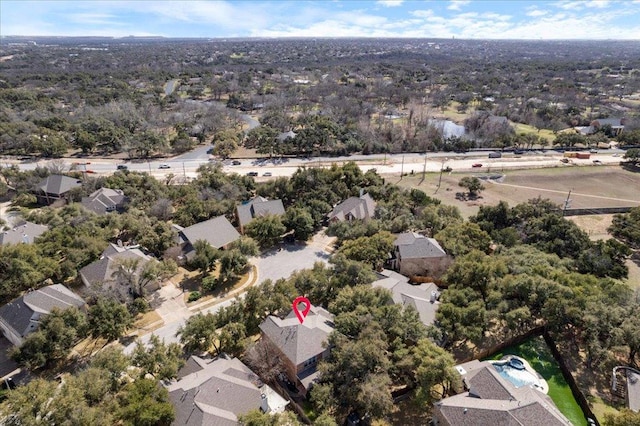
[377,0,404,7]
[526,9,549,17]
[585,0,610,7]
[447,0,470,11]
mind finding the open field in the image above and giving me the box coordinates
[396,166,640,219]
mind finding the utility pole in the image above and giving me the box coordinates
[422,152,428,180]
[400,156,404,179]
[183,162,186,179]
[562,189,572,216]
[436,158,447,193]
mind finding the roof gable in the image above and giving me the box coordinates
[180,216,240,249]
[36,175,82,196]
[259,306,334,366]
[394,232,447,259]
[237,197,285,228]
[328,193,376,221]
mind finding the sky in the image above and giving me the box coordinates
[1,0,639,40]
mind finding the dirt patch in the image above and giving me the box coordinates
[397,166,640,219]
[567,215,614,241]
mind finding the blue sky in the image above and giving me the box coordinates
[1,1,639,39]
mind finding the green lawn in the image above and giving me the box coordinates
[487,336,587,426]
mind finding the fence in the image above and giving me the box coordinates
[460,327,600,426]
[562,206,635,216]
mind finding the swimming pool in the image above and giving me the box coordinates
[490,356,547,392]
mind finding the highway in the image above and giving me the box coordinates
[1,149,628,181]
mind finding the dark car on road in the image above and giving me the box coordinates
[472,163,483,168]
[117,164,128,170]
[232,160,241,165]
[246,171,258,177]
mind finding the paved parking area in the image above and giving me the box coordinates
[254,231,335,284]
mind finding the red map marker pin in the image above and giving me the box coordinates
[292,296,311,324]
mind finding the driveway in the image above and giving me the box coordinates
[122,231,335,353]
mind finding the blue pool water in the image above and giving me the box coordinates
[493,363,541,389]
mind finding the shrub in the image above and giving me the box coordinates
[188,291,201,302]
[201,276,218,293]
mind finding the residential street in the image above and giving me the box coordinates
[122,231,335,354]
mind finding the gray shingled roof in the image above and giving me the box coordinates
[81,188,126,215]
[435,360,571,426]
[259,306,334,366]
[394,232,447,259]
[36,175,82,196]
[0,284,84,342]
[180,216,240,249]
[328,193,376,221]
[0,222,48,245]
[371,270,440,326]
[166,356,288,426]
[237,197,285,229]
[79,247,153,288]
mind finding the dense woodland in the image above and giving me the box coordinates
[1,38,640,425]
[1,37,640,160]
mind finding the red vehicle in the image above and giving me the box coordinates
[472,163,483,168]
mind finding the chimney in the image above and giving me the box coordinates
[359,188,364,197]
[430,291,437,303]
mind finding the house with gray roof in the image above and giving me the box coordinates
[259,305,334,395]
[173,215,241,262]
[391,232,451,279]
[33,174,82,205]
[371,269,440,327]
[0,284,85,346]
[165,355,288,426]
[81,187,126,215]
[327,192,376,223]
[0,221,48,245]
[236,196,285,234]
[79,243,157,301]
[433,360,571,426]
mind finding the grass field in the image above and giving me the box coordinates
[396,166,640,219]
[488,336,587,426]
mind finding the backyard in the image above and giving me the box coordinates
[488,336,587,426]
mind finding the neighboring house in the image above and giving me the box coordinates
[327,192,376,222]
[0,284,85,346]
[172,215,241,262]
[433,360,571,426]
[371,269,440,327]
[165,355,288,426]
[259,305,334,395]
[575,118,625,136]
[33,174,82,205]
[81,187,126,215]
[391,232,451,278]
[277,130,296,142]
[79,243,157,301]
[0,221,48,245]
[236,196,285,234]
[592,117,625,136]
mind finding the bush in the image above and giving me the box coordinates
[188,291,201,302]
[201,275,218,293]
[128,297,150,316]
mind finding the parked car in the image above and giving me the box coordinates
[116,164,128,170]
[593,159,602,164]
[159,164,171,169]
[231,160,241,165]
[560,158,570,163]
[590,149,598,153]
[472,163,483,168]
